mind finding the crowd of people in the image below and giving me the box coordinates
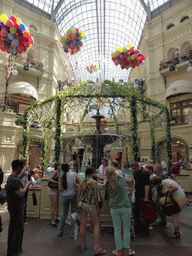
[1,154,189,256]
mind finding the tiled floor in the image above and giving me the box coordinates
[0,197,192,256]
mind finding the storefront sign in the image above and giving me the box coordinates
[9,95,34,105]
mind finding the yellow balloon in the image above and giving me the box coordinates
[72,28,76,34]
[127,44,132,49]
[80,46,83,49]
[29,44,32,47]
[64,34,69,40]
[80,31,85,37]
[16,18,22,24]
[0,13,8,23]
[119,47,123,52]
[131,54,136,60]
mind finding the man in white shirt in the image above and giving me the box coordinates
[98,157,108,182]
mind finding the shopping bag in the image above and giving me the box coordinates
[71,212,80,240]
[141,200,157,221]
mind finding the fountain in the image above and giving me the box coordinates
[77,108,126,170]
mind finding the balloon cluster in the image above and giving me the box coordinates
[85,63,99,74]
[60,25,87,55]
[0,14,34,55]
[111,44,145,69]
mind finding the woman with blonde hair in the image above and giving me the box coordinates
[105,166,135,256]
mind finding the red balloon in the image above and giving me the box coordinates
[135,49,139,54]
[10,15,17,23]
[23,41,29,47]
[129,47,134,53]
[138,57,142,63]
[5,20,14,27]
[28,37,34,44]
[14,23,19,29]
[1,28,8,38]
[140,54,145,60]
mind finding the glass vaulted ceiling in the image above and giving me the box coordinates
[16,0,171,82]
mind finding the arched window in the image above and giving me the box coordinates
[168,48,175,58]
[29,25,37,31]
[180,16,189,23]
[167,24,175,30]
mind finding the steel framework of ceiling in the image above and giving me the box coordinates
[13,0,177,83]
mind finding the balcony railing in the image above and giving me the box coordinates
[15,56,44,72]
[159,50,192,71]
[170,115,189,125]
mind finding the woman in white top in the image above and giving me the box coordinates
[57,163,81,237]
[159,178,187,238]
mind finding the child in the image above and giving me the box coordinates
[126,177,136,240]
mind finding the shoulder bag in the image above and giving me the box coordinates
[162,192,181,216]
[48,173,58,189]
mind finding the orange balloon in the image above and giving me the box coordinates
[23,31,30,38]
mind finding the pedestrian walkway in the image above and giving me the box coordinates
[0,197,192,256]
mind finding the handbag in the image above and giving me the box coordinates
[141,200,157,221]
[48,181,58,189]
[32,191,37,206]
[162,192,181,216]
[48,172,59,189]
[73,173,79,193]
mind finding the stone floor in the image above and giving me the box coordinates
[0,197,192,256]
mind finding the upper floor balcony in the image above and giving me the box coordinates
[159,50,192,75]
[14,55,44,78]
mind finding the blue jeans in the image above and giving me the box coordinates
[57,194,77,236]
[110,207,131,250]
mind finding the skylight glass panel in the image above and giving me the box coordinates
[146,0,171,11]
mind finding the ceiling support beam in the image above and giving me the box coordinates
[51,0,65,21]
[138,0,151,20]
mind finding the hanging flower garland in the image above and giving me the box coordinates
[85,63,99,74]
[60,25,87,55]
[0,14,34,55]
[111,44,145,69]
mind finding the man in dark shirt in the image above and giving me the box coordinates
[131,162,152,235]
[6,159,31,256]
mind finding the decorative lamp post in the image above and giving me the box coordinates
[3,64,18,112]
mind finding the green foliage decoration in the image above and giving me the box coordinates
[150,118,156,163]
[20,79,172,167]
[130,95,140,162]
[54,97,62,163]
